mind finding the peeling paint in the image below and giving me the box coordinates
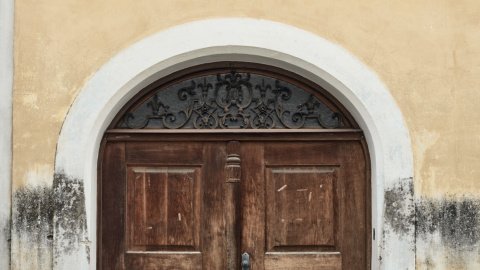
[23,164,54,188]
[53,172,89,266]
[416,196,480,268]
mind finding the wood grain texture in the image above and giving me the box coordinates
[339,142,367,269]
[126,142,202,164]
[100,61,371,269]
[102,141,209,268]
[133,167,168,246]
[166,168,197,246]
[240,142,266,270]
[225,141,241,269]
[124,253,202,270]
[263,141,367,269]
[266,166,336,250]
[264,142,342,165]
[101,141,126,269]
[264,252,342,270]
[106,130,364,143]
[127,167,199,249]
[100,138,369,269]
[201,142,227,269]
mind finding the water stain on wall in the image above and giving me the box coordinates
[10,172,89,269]
[383,178,480,268]
[10,172,480,269]
[0,215,11,269]
[417,197,480,250]
[53,172,89,264]
[384,178,415,237]
[11,185,53,269]
[416,196,480,268]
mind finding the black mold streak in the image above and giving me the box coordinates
[2,216,11,268]
[384,178,415,236]
[13,185,54,235]
[53,172,89,263]
[11,173,90,267]
[2,217,11,239]
[11,173,90,266]
[12,185,54,267]
[416,197,480,251]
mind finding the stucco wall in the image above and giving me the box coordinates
[0,0,14,268]
[11,0,480,269]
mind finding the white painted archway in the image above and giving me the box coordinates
[54,18,414,269]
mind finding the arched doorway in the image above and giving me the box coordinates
[53,18,414,270]
[98,63,370,269]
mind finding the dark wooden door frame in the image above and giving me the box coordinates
[98,60,370,269]
[97,130,371,269]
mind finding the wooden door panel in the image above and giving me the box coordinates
[101,139,368,269]
[337,142,367,269]
[201,142,227,269]
[127,166,200,251]
[266,166,337,250]
[126,142,203,164]
[264,252,342,270]
[264,142,343,165]
[101,141,227,269]
[100,141,126,269]
[253,141,366,270]
[240,142,266,270]
[124,253,202,270]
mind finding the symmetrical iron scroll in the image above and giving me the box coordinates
[118,71,346,129]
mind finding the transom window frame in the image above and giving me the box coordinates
[109,62,359,131]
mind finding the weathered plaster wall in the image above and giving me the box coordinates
[0,0,14,268]
[12,0,480,269]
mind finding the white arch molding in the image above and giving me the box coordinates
[54,18,414,269]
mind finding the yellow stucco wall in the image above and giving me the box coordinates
[13,0,480,196]
[12,1,480,268]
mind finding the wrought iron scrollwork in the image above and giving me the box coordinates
[121,71,344,129]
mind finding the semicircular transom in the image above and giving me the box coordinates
[112,63,358,130]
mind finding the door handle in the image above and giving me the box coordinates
[241,252,250,270]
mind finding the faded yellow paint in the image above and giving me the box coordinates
[22,163,53,188]
[12,0,480,200]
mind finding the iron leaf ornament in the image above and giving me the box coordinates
[121,71,344,129]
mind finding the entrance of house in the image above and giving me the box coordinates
[97,63,370,269]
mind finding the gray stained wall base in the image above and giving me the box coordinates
[0,0,14,269]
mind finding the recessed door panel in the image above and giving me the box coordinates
[127,166,200,250]
[100,138,368,269]
[264,252,342,270]
[266,166,337,250]
[101,141,227,269]
[242,141,367,270]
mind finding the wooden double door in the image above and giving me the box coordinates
[99,133,370,269]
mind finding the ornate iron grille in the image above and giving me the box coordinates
[116,71,347,129]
